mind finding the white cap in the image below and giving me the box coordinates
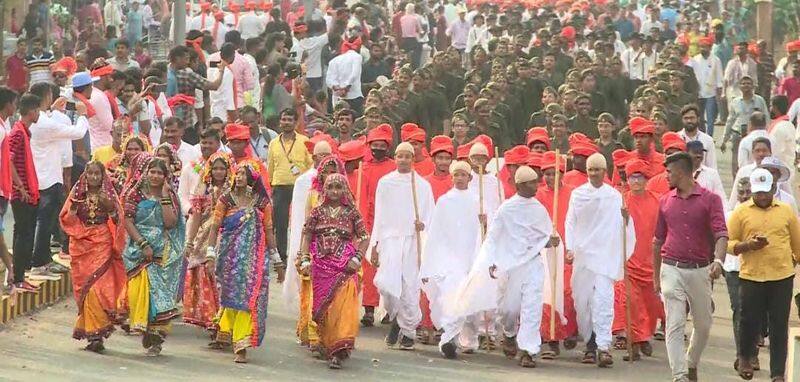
[449,160,471,175]
[313,140,332,155]
[514,165,538,184]
[395,141,415,155]
[749,168,773,193]
[469,142,489,158]
[586,152,607,170]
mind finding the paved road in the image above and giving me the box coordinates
[0,129,796,381]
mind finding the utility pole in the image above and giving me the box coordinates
[174,0,188,45]
[754,0,773,52]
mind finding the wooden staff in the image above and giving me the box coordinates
[478,166,486,240]
[411,170,422,268]
[355,162,363,206]
[494,147,502,200]
[622,198,634,363]
[549,150,561,341]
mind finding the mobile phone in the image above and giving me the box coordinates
[66,102,76,111]
[210,61,221,68]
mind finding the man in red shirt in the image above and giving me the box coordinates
[562,133,598,189]
[360,124,396,326]
[777,61,800,105]
[4,40,28,94]
[498,145,530,199]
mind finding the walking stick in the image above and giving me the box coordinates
[494,147,502,200]
[410,170,422,268]
[478,166,491,351]
[622,198,634,363]
[356,162,363,206]
[549,150,561,341]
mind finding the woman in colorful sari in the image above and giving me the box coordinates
[299,173,369,369]
[294,155,347,355]
[154,143,183,191]
[207,159,283,363]
[120,153,185,356]
[182,152,233,334]
[60,161,128,353]
[109,134,152,192]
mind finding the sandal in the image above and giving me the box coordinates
[502,336,517,359]
[328,355,342,369]
[581,350,597,364]
[639,341,653,357]
[360,311,374,327]
[85,340,105,353]
[563,337,578,349]
[208,341,225,350]
[518,352,537,368]
[737,358,754,380]
[145,343,162,357]
[613,336,627,350]
[234,349,248,364]
[597,350,614,368]
[540,350,557,360]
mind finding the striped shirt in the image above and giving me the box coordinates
[26,52,55,85]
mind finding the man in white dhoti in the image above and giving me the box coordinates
[419,161,482,359]
[566,153,635,368]
[452,166,558,367]
[370,142,435,350]
[283,141,332,312]
[468,142,505,227]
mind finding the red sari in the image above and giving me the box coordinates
[60,172,128,341]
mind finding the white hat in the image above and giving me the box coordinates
[758,156,790,182]
[449,160,472,175]
[586,153,607,170]
[749,168,773,193]
[514,165,538,184]
[313,140,332,155]
[395,141,415,155]
[469,142,488,157]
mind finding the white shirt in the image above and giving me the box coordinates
[296,34,329,79]
[689,53,724,99]
[466,24,489,53]
[678,128,717,169]
[87,86,114,152]
[694,165,727,210]
[769,119,795,172]
[242,53,260,108]
[237,12,266,39]
[622,48,658,81]
[177,158,203,216]
[788,97,800,127]
[175,141,202,166]
[30,111,89,189]
[190,12,216,31]
[326,50,363,102]
[0,117,9,148]
[737,129,771,169]
[209,67,236,123]
[639,19,662,36]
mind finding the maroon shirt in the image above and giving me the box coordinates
[5,54,28,93]
[654,184,727,264]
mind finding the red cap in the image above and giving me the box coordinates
[527,151,543,169]
[526,127,551,149]
[366,124,394,145]
[304,132,338,154]
[699,36,714,47]
[200,2,212,11]
[225,123,250,140]
[90,63,113,77]
[430,135,454,156]
[50,57,77,76]
[214,11,225,20]
[625,159,651,178]
[629,117,656,135]
[540,151,566,172]
[400,123,426,142]
[570,142,598,157]
[612,149,631,168]
[661,132,687,152]
[504,145,530,165]
[561,26,576,41]
[339,137,367,161]
[260,0,273,11]
[786,40,800,53]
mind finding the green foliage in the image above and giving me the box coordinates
[743,0,800,43]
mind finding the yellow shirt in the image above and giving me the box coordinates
[726,199,800,282]
[266,133,312,186]
[92,145,119,166]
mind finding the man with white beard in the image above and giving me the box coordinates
[370,142,435,351]
[453,165,557,367]
[566,153,635,368]
[419,161,481,359]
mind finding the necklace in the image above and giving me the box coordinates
[87,193,99,220]
[328,205,344,218]
[231,190,256,222]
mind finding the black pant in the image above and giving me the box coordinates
[271,185,293,263]
[739,276,793,378]
[401,37,422,69]
[11,200,38,283]
[33,184,64,268]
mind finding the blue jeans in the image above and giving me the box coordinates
[33,183,64,268]
[698,97,718,137]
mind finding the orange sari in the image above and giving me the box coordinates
[60,191,128,341]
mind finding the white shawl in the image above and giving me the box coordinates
[281,168,317,312]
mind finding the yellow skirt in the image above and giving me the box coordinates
[216,308,253,353]
[73,289,114,340]
[127,270,171,336]
[297,277,319,347]
[317,277,360,357]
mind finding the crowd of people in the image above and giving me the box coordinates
[2,0,800,380]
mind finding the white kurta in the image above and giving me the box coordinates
[468,170,504,227]
[565,182,635,351]
[282,168,318,312]
[453,194,553,353]
[370,170,435,338]
[325,50,363,103]
[419,188,481,347]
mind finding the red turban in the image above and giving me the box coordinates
[504,145,530,165]
[699,36,714,47]
[90,63,113,77]
[304,132,338,154]
[51,57,78,76]
[200,2,212,11]
[561,26,576,41]
[526,127,551,149]
[401,123,426,142]
[469,135,494,158]
[568,132,592,146]
[661,132,687,152]
[629,117,655,135]
[625,159,651,178]
[228,1,240,12]
[339,137,367,161]
[612,149,631,168]
[225,123,250,140]
[540,151,566,172]
[570,142,598,157]
[260,0,273,11]
[430,135,454,156]
[366,123,393,145]
[527,152,543,169]
[214,11,225,20]
[293,23,308,33]
[786,40,800,53]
